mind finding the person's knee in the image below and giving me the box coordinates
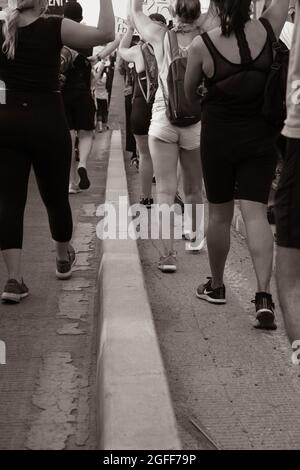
[184,186,202,201]
[209,207,232,226]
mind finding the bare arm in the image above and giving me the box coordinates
[262,0,290,37]
[119,27,139,63]
[185,36,204,104]
[89,35,121,64]
[131,0,165,45]
[61,0,115,49]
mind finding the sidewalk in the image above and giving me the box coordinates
[0,130,111,450]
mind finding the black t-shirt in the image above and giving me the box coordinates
[0,16,63,92]
[63,51,92,93]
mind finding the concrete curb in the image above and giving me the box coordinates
[96,130,181,450]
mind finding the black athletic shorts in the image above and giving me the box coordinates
[275,138,300,249]
[63,90,96,131]
[131,97,153,136]
[201,121,278,205]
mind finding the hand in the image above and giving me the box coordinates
[126,14,135,29]
[88,55,99,65]
[131,0,144,11]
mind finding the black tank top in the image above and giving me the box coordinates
[201,19,273,118]
[200,19,276,154]
[0,16,63,92]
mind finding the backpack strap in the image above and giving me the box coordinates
[140,42,158,103]
[259,17,277,45]
[167,30,180,61]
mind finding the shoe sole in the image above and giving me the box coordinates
[1,292,29,304]
[158,266,177,273]
[196,292,226,304]
[56,255,77,280]
[254,309,277,330]
[186,240,206,253]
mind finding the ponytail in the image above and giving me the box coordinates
[212,0,251,36]
[2,7,20,60]
[2,0,49,60]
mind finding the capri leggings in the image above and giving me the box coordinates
[0,91,73,250]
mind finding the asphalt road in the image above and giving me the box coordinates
[127,158,300,450]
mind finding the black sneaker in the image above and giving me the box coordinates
[130,154,139,171]
[253,292,277,330]
[78,167,90,190]
[140,197,154,209]
[1,279,29,304]
[56,245,76,280]
[196,277,226,304]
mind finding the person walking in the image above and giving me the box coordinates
[185,0,290,330]
[62,1,97,194]
[275,0,300,344]
[93,60,109,132]
[131,0,205,273]
[0,0,114,303]
[119,13,167,209]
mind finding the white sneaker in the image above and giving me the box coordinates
[69,185,82,194]
[186,237,206,253]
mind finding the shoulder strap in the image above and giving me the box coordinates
[167,30,180,61]
[201,32,218,57]
[236,29,252,65]
[259,17,277,45]
[137,72,148,103]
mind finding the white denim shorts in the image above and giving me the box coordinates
[149,109,201,150]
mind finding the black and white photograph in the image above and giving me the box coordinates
[0,0,299,462]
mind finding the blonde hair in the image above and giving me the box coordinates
[2,0,48,60]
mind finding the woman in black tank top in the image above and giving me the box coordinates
[0,0,114,302]
[185,0,290,330]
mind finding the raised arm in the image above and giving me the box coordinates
[262,0,290,38]
[61,0,115,49]
[89,35,121,64]
[119,21,139,63]
[131,0,165,45]
[185,36,204,104]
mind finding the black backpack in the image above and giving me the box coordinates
[160,30,202,127]
[260,18,290,132]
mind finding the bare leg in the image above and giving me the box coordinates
[180,147,203,236]
[134,134,153,199]
[240,200,274,293]
[77,129,94,170]
[207,201,235,288]
[148,137,179,255]
[276,247,300,343]
[2,249,22,283]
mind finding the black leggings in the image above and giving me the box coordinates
[0,91,73,250]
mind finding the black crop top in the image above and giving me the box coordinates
[0,16,63,92]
